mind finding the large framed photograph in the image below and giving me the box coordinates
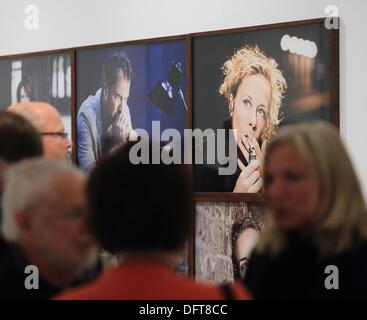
[0,52,73,159]
[76,38,188,172]
[193,18,339,200]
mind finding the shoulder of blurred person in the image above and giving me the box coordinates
[0,238,101,300]
[0,240,60,299]
[244,232,367,299]
[55,259,251,300]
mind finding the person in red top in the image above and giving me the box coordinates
[55,140,250,300]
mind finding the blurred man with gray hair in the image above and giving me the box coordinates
[0,159,98,299]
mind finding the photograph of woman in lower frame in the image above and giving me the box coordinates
[195,201,264,283]
[193,20,335,193]
[231,204,263,279]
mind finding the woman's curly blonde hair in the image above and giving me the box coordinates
[219,46,287,141]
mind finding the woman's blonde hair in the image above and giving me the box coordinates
[219,46,287,141]
[257,121,367,256]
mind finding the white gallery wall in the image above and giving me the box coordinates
[0,0,366,199]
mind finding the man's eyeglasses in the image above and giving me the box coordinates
[40,131,68,139]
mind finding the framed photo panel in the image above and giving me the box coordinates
[193,18,339,200]
[195,201,264,282]
[0,52,73,159]
[76,39,188,172]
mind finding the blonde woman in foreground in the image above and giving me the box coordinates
[244,121,367,299]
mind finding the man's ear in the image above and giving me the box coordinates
[14,210,32,236]
[102,81,109,102]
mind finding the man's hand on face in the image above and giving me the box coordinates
[112,107,133,144]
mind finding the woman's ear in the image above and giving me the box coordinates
[229,94,234,117]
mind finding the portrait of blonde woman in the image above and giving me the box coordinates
[193,21,336,195]
[195,46,287,193]
[244,122,367,299]
[219,46,287,192]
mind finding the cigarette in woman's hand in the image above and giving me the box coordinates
[248,143,257,162]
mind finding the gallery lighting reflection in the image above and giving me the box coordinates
[280,34,318,58]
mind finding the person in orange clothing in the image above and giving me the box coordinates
[55,140,250,300]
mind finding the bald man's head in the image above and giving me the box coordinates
[8,102,56,132]
[8,102,72,160]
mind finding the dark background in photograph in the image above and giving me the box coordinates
[76,40,187,138]
[0,54,71,116]
[193,23,331,131]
